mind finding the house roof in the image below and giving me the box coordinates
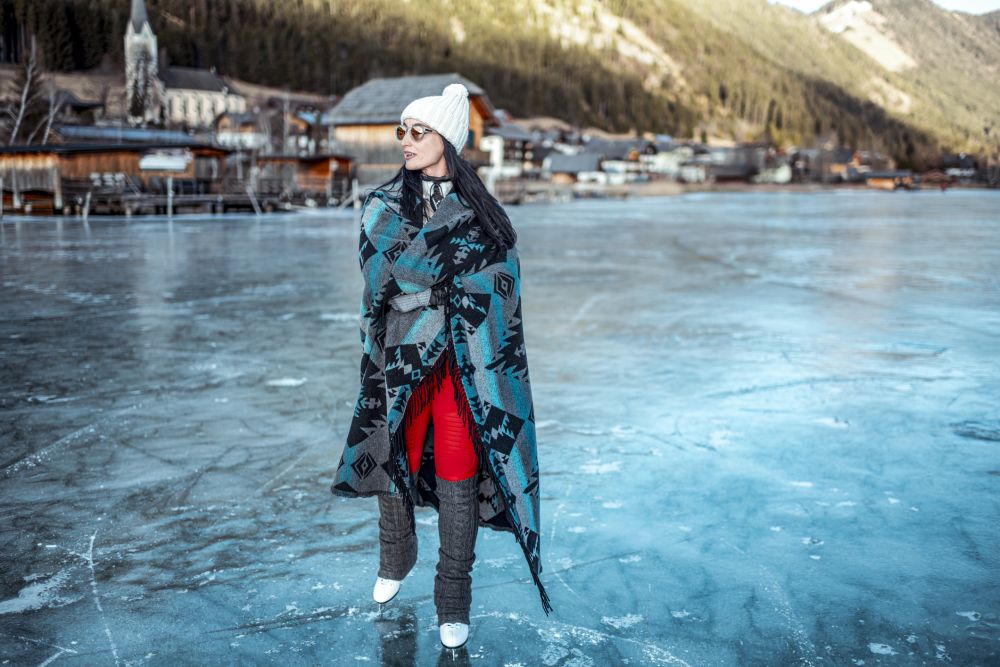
[53,125,206,145]
[582,137,656,160]
[829,148,855,163]
[55,90,102,111]
[532,145,559,161]
[162,66,230,93]
[324,72,491,125]
[215,111,259,126]
[296,111,319,125]
[547,152,603,173]
[941,152,976,168]
[0,141,226,155]
[487,120,534,143]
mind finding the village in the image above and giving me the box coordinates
[0,0,995,217]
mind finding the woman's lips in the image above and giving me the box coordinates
[403,151,415,160]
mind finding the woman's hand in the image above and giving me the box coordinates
[388,282,450,312]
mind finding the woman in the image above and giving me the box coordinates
[330,83,552,650]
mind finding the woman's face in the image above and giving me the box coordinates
[401,117,447,176]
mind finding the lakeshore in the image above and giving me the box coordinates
[3,177,991,221]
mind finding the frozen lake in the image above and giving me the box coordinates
[2,189,999,665]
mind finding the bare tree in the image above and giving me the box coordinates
[25,80,63,145]
[8,34,45,145]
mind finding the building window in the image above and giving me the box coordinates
[466,129,476,151]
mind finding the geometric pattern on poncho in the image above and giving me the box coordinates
[330,186,552,615]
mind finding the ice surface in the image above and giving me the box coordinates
[2,190,999,664]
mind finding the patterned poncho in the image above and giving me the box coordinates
[330,184,551,615]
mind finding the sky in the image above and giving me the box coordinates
[770,0,1000,13]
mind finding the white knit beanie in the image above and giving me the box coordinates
[400,83,470,155]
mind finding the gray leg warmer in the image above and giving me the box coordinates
[434,474,480,625]
[377,493,418,581]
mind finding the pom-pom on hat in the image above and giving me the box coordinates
[400,83,470,154]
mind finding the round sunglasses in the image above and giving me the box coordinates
[395,123,437,142]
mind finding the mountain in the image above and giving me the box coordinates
[981,9,1000,29]
[3,0,997,166]
[813,0,1000,156]
[610,0,943,162]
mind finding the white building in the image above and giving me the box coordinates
[160,66,246,129]
[125,0,246,128]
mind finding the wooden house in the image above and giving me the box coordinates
[215,112,266,151]
[0,141,229,214]
[864,170,915,191]
[323,73,497,184]
[589,138,657,182]
[481,111,536,174]
[254,154,354,201]
[941,152,978,182]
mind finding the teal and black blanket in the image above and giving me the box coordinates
[330,185,551,615]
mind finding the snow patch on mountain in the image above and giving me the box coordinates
[529,0,686,91]
[817,0,916,72]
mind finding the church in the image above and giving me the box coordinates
[125,0,246,128]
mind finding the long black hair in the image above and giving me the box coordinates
[372,139,517,250]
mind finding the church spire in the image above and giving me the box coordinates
[125,0,159,124]
[130,0,150,32]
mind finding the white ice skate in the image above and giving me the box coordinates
[439,621,469,649]
[372,576,402,604]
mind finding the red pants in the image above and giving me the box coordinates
[404,356,479,482]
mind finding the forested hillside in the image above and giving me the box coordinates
[1,0,995,168]
[814,0,1000,161]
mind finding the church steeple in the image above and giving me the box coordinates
[130,0,150,33]
[125,0,160,124]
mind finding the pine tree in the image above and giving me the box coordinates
[128,49,152,122]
